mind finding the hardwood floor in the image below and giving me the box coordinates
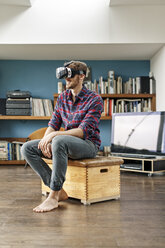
[0,165,164,248]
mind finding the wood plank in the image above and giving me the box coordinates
[101,115,111,120]
[100,93,155,98]
[0,160,25,165]
[0,138,26,142]
[0,166,165,247]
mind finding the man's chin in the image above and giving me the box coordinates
[66,85,73,90]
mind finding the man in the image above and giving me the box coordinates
[21,61,103,213]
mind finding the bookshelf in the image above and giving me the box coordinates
[0,92,156,165]
[0,117,50,165]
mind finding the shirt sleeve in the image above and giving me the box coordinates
[48,96,62,130]
[78,95,103,139]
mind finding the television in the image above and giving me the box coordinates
[111,111,165,157]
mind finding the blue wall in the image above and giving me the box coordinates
[0,60,150,149]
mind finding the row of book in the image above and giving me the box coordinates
[84,71,156,95]
[0,140,25,160]
[32,98,54,116]
[102,98,152,116]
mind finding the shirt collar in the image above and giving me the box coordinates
[67,85,87,101]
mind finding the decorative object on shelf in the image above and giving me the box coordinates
[103,146,111,156]
[6,90,31,116]
[58,82,65,94]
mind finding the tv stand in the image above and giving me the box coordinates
[111,155,165,176]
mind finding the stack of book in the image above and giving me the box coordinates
[0,140,24,161]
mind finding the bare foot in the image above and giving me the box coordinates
[33,189,68,213]
[33,197,58,213]
[58,188,68,202]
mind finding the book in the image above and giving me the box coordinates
[140,76,150,94]
[58,82,64,94]
[0,141,9,160]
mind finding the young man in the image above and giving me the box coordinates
[21,61,103,213]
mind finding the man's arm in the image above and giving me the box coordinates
[43,126,55,138]
[38,127,84,156]
[78,95,103,140]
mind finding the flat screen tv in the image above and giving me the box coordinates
[111,111,165,157]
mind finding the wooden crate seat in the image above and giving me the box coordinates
[42,156,123,205]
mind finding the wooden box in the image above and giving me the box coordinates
[42,156,123,205]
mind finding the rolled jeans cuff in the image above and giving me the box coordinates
[50,182,62,191]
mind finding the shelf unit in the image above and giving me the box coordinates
[112,156,165,176]
[0,93,156,165]
[54,93,156,120]
[0,117,51,165]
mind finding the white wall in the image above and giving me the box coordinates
[151,46,165,111]
[0,0,164,43]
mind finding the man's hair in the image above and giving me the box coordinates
[64,60,87,76]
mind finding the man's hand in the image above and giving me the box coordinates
[41,143,52,158]
[38,132,55,151]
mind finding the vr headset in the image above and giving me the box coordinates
[56,61,86,79]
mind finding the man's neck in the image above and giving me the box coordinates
[71,84,83,102]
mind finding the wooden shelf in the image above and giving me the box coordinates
[100,93,156,98]
[54,93,156,98]
[101,116,111,120]
[0,116,51,120]
[0,160,25,165]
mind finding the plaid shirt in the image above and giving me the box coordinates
[48,86,103,148]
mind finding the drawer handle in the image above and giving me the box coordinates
[100,168,108,173]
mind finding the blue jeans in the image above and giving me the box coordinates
[21,135,98,191]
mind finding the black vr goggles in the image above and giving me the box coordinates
[56,61,86,79]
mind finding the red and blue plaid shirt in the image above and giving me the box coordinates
[48,86,103,148]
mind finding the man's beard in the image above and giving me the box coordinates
[66,78,79,89]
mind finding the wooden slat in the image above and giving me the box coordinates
[100,93,156,98]
[0,137,26,142]
[0,160,25,165]
[0,116,51,120]
[54,93,156,98]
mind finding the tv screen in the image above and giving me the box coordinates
[111,111,165,156]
